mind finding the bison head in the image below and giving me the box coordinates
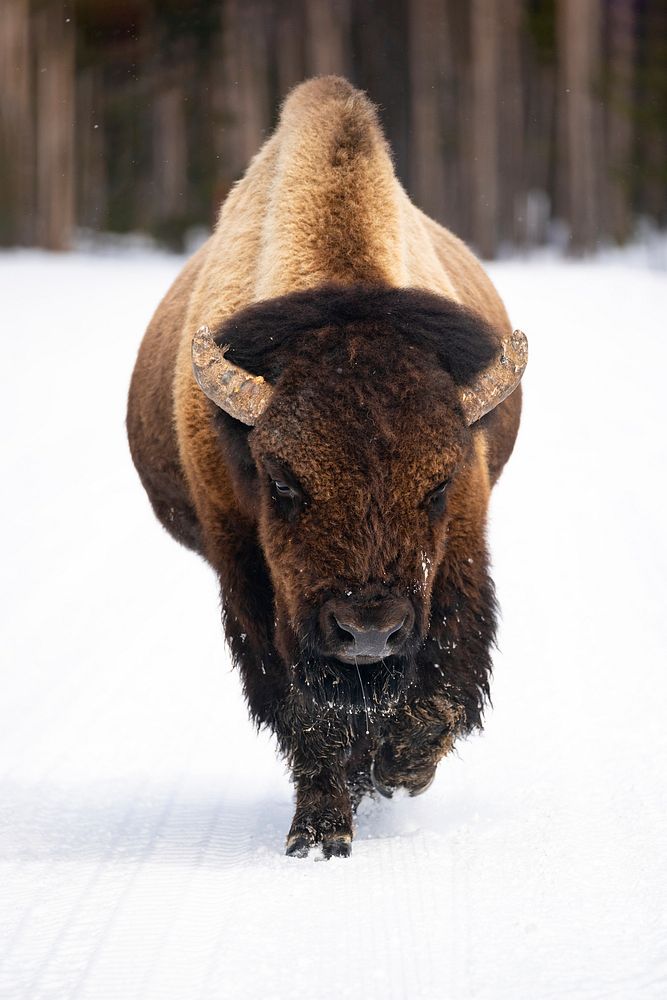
[194,285,526,714]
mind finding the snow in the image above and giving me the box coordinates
[1,248,666,999]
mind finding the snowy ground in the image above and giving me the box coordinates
[1,248,666,999]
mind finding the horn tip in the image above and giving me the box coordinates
[510,327,528,352]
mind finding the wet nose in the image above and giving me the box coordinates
[320,596,414,663]
[333,613,407,660]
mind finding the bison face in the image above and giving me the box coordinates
[201,285,526,712]
[250,371,471,708]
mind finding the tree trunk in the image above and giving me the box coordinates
[306,0,350,78]
[497,0,526,247]
[606,0,635,244]
[522,5,558,248]
[273,0,306,104]
[408,0,448,224]
[635,1,667,226]
[220,0,271,183]
[352,0,411,187]
[558,0,603,253]
[76,66,107,233]
[153,85,188,220]
[470,0,499,257]
[0,0,34,245]
[34,3,75,250]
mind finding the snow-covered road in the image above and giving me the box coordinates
[1,249,666,999]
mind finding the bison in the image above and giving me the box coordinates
[127,77,527,858]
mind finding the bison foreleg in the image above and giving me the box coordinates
[372,697,464,797]
[345,734,375,811]
[286,767,353,859]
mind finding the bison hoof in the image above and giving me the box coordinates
[371,758,436,798]
[408,768,435,797]
[285,834,312,858]
[322,834,352,859]
[370,759,394,798]
[285,831,352,859]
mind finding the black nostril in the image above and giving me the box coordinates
[386,616,406,642]
[331,616,355,644]
[333,616,357,642]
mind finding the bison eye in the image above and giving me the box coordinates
[268,472,304,520]
[425,479,451,518]
[274,480,298,499]
[265,459,304,514]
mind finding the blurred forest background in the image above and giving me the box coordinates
[1,0,665,257]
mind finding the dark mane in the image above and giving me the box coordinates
[214,283,499,387]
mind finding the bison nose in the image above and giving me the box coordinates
[333,614,406,660]
[320,597,414,663]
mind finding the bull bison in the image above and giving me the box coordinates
[127,77,527,858]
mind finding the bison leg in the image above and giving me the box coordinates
[372,698,463,797]
[346,734,375,812]
[285,768,353,859]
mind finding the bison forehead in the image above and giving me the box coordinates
[250,361,467,502]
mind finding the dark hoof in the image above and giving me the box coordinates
[409,768,436,797]
[371,759,436,798]
[370,759,394,799]
[285,834,312,858]
[323,835,352,859]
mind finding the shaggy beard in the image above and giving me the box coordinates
[290,650,419,718]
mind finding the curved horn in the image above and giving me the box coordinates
[191,324,274,425]
[458,329,528,426]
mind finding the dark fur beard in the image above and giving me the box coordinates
[289,651,418,720]
[423,577,498,733]
[285,569,496,729]
[249,583,497,782]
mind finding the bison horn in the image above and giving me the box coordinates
[458,329,528,425]
[191,324,274,425]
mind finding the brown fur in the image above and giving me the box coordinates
[127,77,523,858]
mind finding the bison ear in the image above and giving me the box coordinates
[458,329,528,425]
[191,324,274,426]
